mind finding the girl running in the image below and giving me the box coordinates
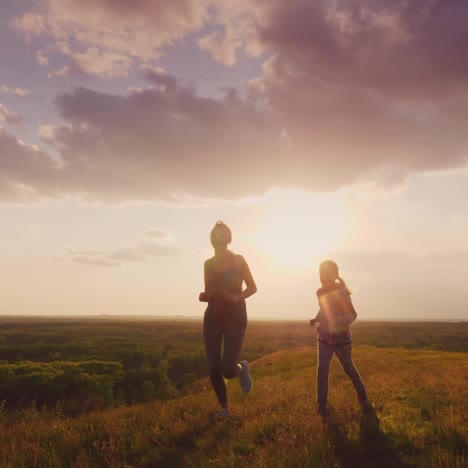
[310,260,368,416]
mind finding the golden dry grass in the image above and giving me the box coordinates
[0,346,466,467]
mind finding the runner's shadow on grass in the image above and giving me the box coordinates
[145,417,216,467]
[325,405,409,468]
[146,411,243,467]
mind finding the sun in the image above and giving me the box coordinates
[252,190,351,269]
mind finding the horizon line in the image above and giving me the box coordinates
[0,314,466,323]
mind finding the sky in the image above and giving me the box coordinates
[1,0,467,320]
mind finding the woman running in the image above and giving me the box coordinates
[199,221,257,418]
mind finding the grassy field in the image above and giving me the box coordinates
[1,345,466,467]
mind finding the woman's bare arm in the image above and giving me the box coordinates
[238,255,257,300]
[199,259,211,302]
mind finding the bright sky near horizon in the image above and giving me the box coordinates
[1,0,467,320]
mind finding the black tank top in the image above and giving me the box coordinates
[205,253,246,327]
[207,253,243,297]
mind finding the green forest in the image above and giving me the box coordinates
[0,317,466,416]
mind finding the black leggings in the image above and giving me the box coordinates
[203,300,247,406]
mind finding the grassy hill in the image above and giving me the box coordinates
[1,346,466,467]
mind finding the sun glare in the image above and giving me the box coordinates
[253,190,351,269]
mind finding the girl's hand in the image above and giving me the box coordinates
[199,292,209,302]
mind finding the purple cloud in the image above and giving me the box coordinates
[12,0,209,77]
[0,128,58,200]
[36,70,283,201]
[0,103,23,126]
[2,1,468,202]
[0,85,30,96]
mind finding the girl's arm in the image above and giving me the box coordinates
[338,290,357,324]
[310,309,321,326]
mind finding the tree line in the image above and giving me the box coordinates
[0,318,465,415]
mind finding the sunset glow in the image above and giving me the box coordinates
[253,191,350,269]
[0,1,467,320]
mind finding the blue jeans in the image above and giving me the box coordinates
[317,340,368,405]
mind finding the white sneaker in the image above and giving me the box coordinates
[216,407,231,419]
[239,360,252,393]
